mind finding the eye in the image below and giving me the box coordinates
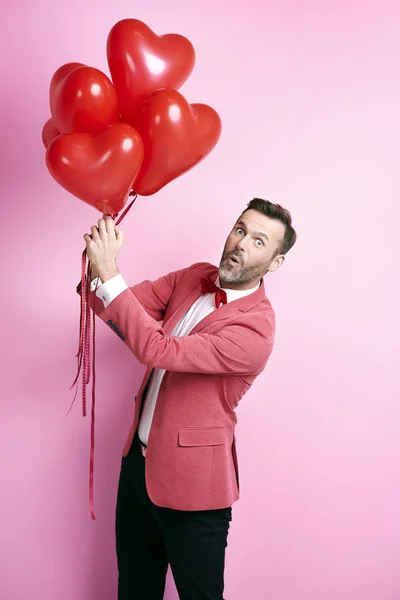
[236,228,244,235]
[255,239,264,247]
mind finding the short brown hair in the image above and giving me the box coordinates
[242,197,297,256]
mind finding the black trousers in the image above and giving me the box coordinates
[116,434,232,600]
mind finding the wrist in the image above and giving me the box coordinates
[96,263,120,283]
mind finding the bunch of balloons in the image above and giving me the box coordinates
[43,19,222,215]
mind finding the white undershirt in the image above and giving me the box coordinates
[91,274,260,445]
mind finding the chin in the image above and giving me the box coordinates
[219,266,239,283]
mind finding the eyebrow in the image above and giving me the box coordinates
[236,221,269,241]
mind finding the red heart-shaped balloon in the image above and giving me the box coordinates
[131,89,222,196]
[45,123,144,214]
[50,64,120,136]
[50,62,85,97]
[107,19,195,124]
[42,118,61,148]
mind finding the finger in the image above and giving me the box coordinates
[91,225,100,240]
[83,233,92,244]
[98,218,108,237]
[103,215,116,236]
[115,227,123,243]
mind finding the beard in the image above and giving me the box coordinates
[218,250,269,285]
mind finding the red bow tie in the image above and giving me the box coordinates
[201,276,228,308]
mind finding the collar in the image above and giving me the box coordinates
[214,276,261,303]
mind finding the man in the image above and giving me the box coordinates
[83,197,297,600]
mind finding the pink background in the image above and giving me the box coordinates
[1,1,399,599]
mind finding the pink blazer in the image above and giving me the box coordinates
[91,262,275,511]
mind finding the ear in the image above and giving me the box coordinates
[268,254,285,273]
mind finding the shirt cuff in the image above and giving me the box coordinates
[95,274,128,308]
[90,277,102,292]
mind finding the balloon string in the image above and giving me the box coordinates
[113,190,137,225]
[69,191,138,520]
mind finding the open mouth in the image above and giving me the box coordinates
[227,254,241,266]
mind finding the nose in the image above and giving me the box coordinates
[235,234,249,254]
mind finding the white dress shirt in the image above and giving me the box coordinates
[91,273,260,446]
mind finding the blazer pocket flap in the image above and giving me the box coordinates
[178,427,225,447]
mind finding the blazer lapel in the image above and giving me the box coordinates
[189,295,239,335]
[163,285,203,336]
